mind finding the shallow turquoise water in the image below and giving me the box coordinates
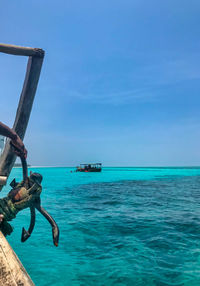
[1,167,200,285]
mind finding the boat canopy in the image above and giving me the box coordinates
[80,163,102,167]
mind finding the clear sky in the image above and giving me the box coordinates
[0,0,200,166]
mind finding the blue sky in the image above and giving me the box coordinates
[0,0,200,166]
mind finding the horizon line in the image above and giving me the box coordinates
[13,165,200,168]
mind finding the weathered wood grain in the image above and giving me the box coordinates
[0,231,35,285]
[0,46,44,189]
[0,43,44,57]
[0,43,45,285]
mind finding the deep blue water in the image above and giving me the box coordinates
[1,167,200,285]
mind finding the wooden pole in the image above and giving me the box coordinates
[0,43,45,285]
[0,43,44,57]
[0,45,45,189]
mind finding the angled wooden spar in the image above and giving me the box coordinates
[0,43,44,57]
[0,44,45,190]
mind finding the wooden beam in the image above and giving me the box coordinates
[0,231,35,285]
[0,46,44,189]
[0,44,45,284]
[0,43,44,57]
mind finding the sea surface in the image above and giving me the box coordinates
[1,167,200,286]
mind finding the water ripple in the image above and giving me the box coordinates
[6,168,200,285]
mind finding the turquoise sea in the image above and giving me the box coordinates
[1,167,200,286]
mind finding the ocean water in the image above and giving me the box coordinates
[1,167,200,286]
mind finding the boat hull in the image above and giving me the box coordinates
[76,168,101,172]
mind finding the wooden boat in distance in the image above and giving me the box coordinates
[76,163,102,172]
